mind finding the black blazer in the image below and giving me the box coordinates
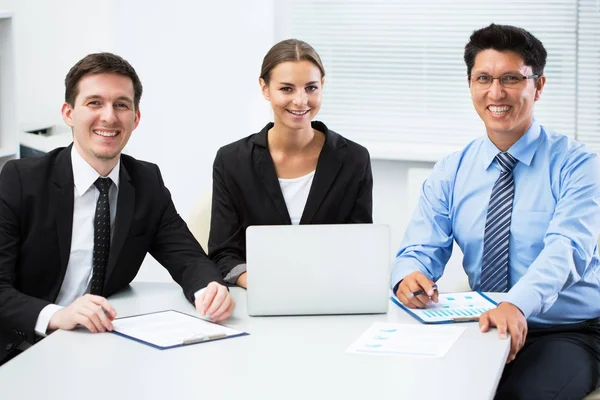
[0,145,224,362]
[208,121,373,278]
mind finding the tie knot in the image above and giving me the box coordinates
[94,177,112,194]
[496,152,517,172]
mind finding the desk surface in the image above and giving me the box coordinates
[0,283,509,400]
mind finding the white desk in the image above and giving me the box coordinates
[0,283,509,399]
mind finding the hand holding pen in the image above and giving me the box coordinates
[407,284,438,299]
[395,271,439,309]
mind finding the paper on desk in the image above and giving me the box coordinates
[393,291,497,324]
[346,322,465,357]
[112,310,244,349]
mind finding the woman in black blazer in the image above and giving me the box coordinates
[209,39,373,287]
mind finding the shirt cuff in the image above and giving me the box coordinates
[35,304,63,337]
[223,263,247,285]
[504,279,543,319]
[194,287,207,303]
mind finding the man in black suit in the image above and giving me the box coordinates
[0,52,235,365]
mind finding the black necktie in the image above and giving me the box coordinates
[90,177,112,295]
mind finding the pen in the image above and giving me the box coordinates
[406,284,438,299]
[182,333,227,345]
[451,316,480,322]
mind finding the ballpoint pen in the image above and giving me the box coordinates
[406,284,438,299]
[182,333,227,345]
[451,316,480,322]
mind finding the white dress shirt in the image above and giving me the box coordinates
[278,170,315,225]
[34,146,119,336]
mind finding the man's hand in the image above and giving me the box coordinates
[396,271,438,309]
[479,302,528,364]
[235,272,247,288]
[195,281,236,322]
[48,294,117,333]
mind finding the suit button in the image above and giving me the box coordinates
[6,343,12,351]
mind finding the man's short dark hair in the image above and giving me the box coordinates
[65,52,143,110]
[464,24,547,78]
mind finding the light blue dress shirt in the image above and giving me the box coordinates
[392,120,600,327]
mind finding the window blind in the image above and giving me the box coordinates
[577,0,600,153]
[278,0,598,159]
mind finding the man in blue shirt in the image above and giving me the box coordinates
[392,24,600,399]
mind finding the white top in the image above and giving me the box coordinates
[278,170,315,225]
[34,146,120,335]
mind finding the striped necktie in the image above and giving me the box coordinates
[479,152,518,292]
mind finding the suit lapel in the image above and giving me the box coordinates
[105,162,134,283]
[51,147,75,280]
[254,145,291,224]
[300,124,344,223]
[253,124,291,224]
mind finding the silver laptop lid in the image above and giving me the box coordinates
[246,224,390,316]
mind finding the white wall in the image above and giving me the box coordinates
[0,0,469,288]
[111,0,274,215]
[0,0,117,130]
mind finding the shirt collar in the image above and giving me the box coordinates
[71,146,120,194]
[481,119,542,170]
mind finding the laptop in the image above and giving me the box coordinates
[246,224,391,316]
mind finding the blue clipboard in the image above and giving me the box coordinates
[112,309,249,350]
[391,291,498,324]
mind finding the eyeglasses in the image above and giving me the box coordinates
[469,73,539,89]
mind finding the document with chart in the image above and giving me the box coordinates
[391,291,498,324]
[346,322,466,357]
[112,310,248,350]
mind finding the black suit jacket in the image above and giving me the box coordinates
[0,145,224,362]
[208,121,373,278]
